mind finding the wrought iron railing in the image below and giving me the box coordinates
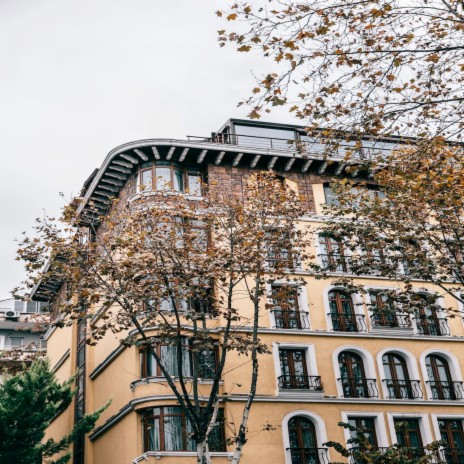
[426,380,464,400]
[383,379,423,399]
[338,377,378,398]
[278,375,323,391]
[436,447,464,463]
[319,253,351,273]
[272,309,310,330]
[415,317,450,336]
[287,447,329,464]
[371,311,412,328]
[329,313,367,332]
[349,447,427,463]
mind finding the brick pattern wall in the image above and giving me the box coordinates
[207,164,335,214]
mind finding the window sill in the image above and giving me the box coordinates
[129,190,203,204]
[132,451,233,462]
[130,376,222,391]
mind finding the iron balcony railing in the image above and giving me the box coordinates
[436,447,464,463]
[371,311,412,328]
[338,377,379,398]
[287,447,329,464]
[278,375,323,391]
[415,317,450,336]
[349,447,427,463]
[383,379,423,399]
[329,313,367,333]
[319,253,351,273]
[426,380,464,400]
[272,309,310,330]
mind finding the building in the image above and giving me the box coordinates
[0,298,47,379]
[35,119,464,464]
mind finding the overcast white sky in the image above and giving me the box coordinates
[0,0,296,300]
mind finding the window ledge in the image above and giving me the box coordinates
[129,190,203,204]
[277,390,325,400]
[130,376,223,391]
[132,451,233,462]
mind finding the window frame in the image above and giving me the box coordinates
[137,161,203,196]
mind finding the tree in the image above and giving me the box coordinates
[16,172,308,464]
[309,143,464,317]
[0,359,104,464]
[218,0,464,141]
[325,422,442,464]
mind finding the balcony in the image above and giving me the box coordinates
[278,375,323,391]
[415,317,450,336]
[349,447,426,463]
[329,313,367,333]
[426,380,464,400]
[383,379,423,399]
[287,447,329,464]
[272,309,310,330]
[338,378,378,398]
[371,312,412,329]
[319,253,350,273]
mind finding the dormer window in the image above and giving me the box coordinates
[138,162,202,195]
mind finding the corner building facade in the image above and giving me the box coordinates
[38,119,464,464]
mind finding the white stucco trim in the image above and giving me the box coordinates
[376,347,422,400]
[281,410,330,464]
[332,345,378,398]
[340,411,389,449]
[386,412,433,446]
[419,348,463,400]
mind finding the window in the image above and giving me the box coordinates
[323,183,385,206]
[9,337,24,347]
[138,162,202,195]
[142,406,225,452]
[141,340,218,379]
[338,351,377,398]
[394,419,425,458]
[328,290,365,332]
[74,318,86,464]
[425,355,462,400]
[438,419,464,464]
[382,353,422,399]
[369,291,411,328]
[414,294,449,336]
[265,229,294,268]
[287,416,327,464]
[319,235,349,272]
[278,349,322,391]
[271,285,308,330]
[348,417,378,449]
[233,124,296,150]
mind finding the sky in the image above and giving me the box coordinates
[0,0,296,300]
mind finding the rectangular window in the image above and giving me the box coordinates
[394,419,424,458]
[348,417,378,448]
[271,285,306,329]
[9,337,24,347]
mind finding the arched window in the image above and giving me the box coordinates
[426,355,459,400]
[328,290,365,332]
[288,416,326,464]
[338,351,377,398]
[382,353,421,399]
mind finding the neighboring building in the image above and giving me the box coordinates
[35,119,464,464]
[0,298,47,378]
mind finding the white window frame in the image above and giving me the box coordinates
[376,347,422,400]
[267,282,310,330]
[332,345,378,399]
[272,342,320,396]
[281,410,330,464]
[430,414,464,442]
[419,348,463,401]
[323,285,365,332]
[340,411,389,449]
[386,413,433,448]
